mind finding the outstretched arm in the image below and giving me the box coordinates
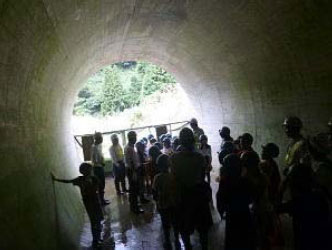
[51,173,74,184]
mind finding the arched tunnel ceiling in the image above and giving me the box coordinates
[0,0,331,249]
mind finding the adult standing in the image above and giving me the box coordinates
[109,134,128,195]
[91,132,109,206]
[219,126,234,151]
[189,118,204,149]
[171,128,212,250]
[280,116,310,202]
[124,131,144,214]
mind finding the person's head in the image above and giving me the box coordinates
[283,116,303,138]
[189,118,198,130]
[149,145,162,161]
[172,137,180,151]
[148,134,155,142]
[135,141,145,153]
[79,162,92,176]
[241,151,260,175]
[154,142,163,150]
[199,134,208,145]
[159,134,166,142]
[111,134,119,145]
[261,143,280,160]
[94,132,103,144]
[156,154,170,173]
[179,127,195,148]
[142,137,148,145]
[127,131,137,144]
[308,133,330,161]
[163,138,171,149]
[219,126,231,139]
[240,133,253,150]
[223,154,242,178]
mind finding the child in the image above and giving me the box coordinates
[152,154,180,250]
[52,163,104,249]
[199,134,212,184]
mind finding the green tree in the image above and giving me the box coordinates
[73,61,176,116]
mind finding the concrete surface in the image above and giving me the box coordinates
[0,0,331,249]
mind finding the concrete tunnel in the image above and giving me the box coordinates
[0,0,331,249]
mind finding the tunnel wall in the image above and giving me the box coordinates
[0,0,331,249]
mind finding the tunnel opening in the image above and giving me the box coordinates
[71,60,199,163]
[1,0,331,249]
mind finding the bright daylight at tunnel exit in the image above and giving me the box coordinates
[0,1,331,250]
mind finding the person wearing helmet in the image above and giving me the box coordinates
[124,131,144,214]
[199,134,213,184]
[189,118,205,149]
[280,116,310,205]
[109,134,128,195]
[91,132,109,206]
[162,137,173,155]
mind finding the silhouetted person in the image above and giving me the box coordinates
[259,143,284,250]
[52,163,104,249]
[218,141,235,166]
[278,163,330,250]
[162,137,173,155]
[260,143,281,207]
[219,126,234,151]
[91,132,109,205]
[189,118,205,149]
[149,145,162,174]
[171,128,212,250]
[199,134,212,184]
[153,154,180,250]
[241,151,270,249]
[124,131,144,214]
[172,137,180,152]
[135,141,150,204]
[217,154,254,250]
[109,134,127,195]
[308,133,332,249]
[239,133,255,156]
[280,116,310,203]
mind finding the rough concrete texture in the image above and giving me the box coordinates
[0,0,331,249]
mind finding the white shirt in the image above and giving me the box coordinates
[124,144,140,169]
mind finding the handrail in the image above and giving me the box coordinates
[73,120,190,138]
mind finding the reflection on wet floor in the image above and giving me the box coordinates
[79,176,224,250]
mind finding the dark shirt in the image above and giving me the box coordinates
[72,175,99,199]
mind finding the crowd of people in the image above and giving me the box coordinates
[52,117,332,250]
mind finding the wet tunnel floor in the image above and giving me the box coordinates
[79,176,224,250]
[79,176,293,250]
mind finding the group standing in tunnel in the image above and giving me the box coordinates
[52,116,332,250]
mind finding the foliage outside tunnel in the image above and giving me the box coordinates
[73,61,176,116]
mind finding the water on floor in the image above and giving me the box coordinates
[79,176,224,250]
